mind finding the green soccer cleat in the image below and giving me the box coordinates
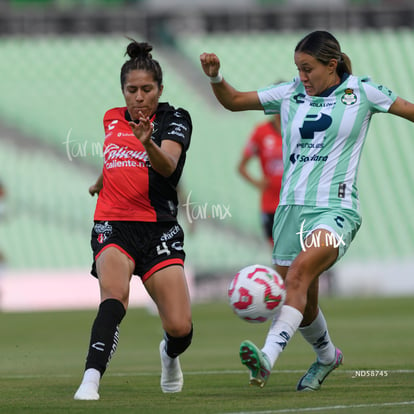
[239,340,271,388]
[296,348,344,391]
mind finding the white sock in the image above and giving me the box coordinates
[299,308,336,364]
[262,305,303,367]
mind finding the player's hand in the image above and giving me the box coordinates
[258,177,270,191]
[200,53,221,77]
[129,111,154,146]
[89,184,100,196]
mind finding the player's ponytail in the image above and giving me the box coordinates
[120,38,163,89]
[338,52,352,76]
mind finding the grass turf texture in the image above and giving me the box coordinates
[1,296,413,413]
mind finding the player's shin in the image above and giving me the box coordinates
[85,298,126,375]
[261,305,303,366]
[74,299,126,400]
[298,308,336,364]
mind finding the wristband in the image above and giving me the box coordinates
[209,72,223,84]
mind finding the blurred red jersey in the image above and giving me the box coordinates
[243,120,283,213]
[94,104,192,222]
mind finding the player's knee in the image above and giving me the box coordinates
[164,324,193,358]
[285,267,307,293]
[288,253,322,287]
[101,291,129,309]
[166,318,192,338]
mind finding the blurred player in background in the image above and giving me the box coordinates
[74,39,193,400]
[237,113,283,246]
[201,30,414,391]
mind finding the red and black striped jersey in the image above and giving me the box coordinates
[94,103,192,222]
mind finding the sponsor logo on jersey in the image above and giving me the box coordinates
[104,143,148,162]
[103,143,150,169]
[377,84,393,97]
[160,224,181,241]
[293,93,305,104]
[168,122,188,139]
[296,142,324,149]
[300,113,333,139]
[310,101,336,108]
[289,153,328,164]
[117,132,134,138]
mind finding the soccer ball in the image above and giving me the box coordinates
[228,264,286,323]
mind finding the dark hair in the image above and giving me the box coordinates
[295,31,352,76]
[120,39,163,90]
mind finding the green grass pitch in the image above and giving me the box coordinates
[1,296,414,413]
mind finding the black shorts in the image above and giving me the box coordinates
[261,212,275,240]
[91,220,185,282]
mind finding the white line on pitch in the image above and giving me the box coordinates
[220,400,414,414]
[1,369,413,379]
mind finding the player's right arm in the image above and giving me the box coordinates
[200,52,262,111]
[238,154,267,191]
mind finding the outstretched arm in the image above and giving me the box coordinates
[200,52,263,112]
[388,97,414,122]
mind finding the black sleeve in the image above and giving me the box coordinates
[161,107,192,152]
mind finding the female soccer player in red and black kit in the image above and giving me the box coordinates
[74,40,193,400]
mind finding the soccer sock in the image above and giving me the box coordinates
[163,324,193,358]
[261,305,303,367]
[84,298,126,376]
[298,308,336,364]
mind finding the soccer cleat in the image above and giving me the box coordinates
[296,348,343,391]
[239,340,271,388]
[74,382,100,400]
[159,339,183,393]
[74,368,100,400]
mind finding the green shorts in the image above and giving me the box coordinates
[272,205,362,267]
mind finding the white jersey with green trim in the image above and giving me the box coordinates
[258,75,397,211]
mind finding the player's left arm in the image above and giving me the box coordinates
[144,137,182,178]
[156,139,183,177]
[388,97,414,122]
[129,111,183,177]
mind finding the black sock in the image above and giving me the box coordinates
[85,298,126,376]
[164,324,193,358]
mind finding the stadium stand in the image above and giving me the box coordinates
[0,136,97,268]
[0,22,413,301]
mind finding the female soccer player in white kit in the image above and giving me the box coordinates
[200,30,414,391]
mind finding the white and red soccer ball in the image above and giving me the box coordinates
[228,264,286,323]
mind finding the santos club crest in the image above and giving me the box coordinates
[341,88,357,105]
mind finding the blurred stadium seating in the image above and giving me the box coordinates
[1,4,414,308]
